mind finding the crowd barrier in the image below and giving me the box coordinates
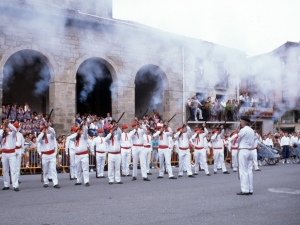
[0,147,232,176]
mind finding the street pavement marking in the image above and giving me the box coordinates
[268,188,300,195]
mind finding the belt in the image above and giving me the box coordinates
[195,147,204,150]
[231,147,238,150]
[133,144,143,147]
[109,151,121,154]
[16,145,22,149]
[75,150,88,155]
[179,147,189,150]
[121,146,131,149]
[144,145,151,148]
[158,145,168,149]
[239,148,252,150]
[42,149,55,155]
[2,149,15,153]
[214,148,223,150]
[96,151,106,153]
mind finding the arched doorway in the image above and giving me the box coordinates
[135,65,167,118]
[76,58,113,117]
[3,50,51,114]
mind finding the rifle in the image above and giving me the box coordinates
[167,114,176,123]
[41,108,54,183]
[116,112,125,123]
[142,108,148,118]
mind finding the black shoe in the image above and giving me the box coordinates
[48,179,53,182]
[14,188,20,192]
[109,182,113,185]
[169,176,177,179]
[206,174,211,176]
[223,171,230,174]
[18,180,21,184]
[122,175,126,177]
[233,170,237,172]
[126,174,132,177]
[178,175,182,177]
[74,183,82,186]
[98,176,106,178]
[43,184,48,188]
[70,178,75,180]
[143,177,151,181]
[237,192,250,195]
[147,173,152,175]
[193,173,198,175]
[255,169,261,171]
[248,192,253,195]
[54,185,61,189]
[157,176,163,179]
[2,187,9,190]
[131,177,137,181]
[85,183,90,187]
[214,172,217,174]
[217,168,222,170]
[116,182,123,184]
[188,175,195,178]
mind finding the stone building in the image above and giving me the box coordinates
[0,0,245,135]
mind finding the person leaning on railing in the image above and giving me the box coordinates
[29,136,38,175]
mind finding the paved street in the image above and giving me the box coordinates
[0,163,299,225]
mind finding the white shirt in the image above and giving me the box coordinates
[265,138,274,147]
[106,128,121,152]
[174,126,191,149]
[143,133,152,147]
[280,136,290,146]
[121,132,133,148]
[68,125,89,154]
[66,134,75,154]
[190,128,208,148]
[0,123,17,149]
[235,126,255,149]
[153,129,172,147]
[91,136,110,154]
[37,127,56,155]
[211,129,225,149]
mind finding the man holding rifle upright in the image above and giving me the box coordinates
[0,119,19,191]
[37,122,60,189]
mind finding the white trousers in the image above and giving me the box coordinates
[194,149,209,174]
[178,150,192,176]
[121,148,131,176]
[96,152,106,177]
[158,149,173,177]
[238,149,254,193]
[213,149,227,172]
[2,152,18,188]
[252,150,259,170]
[15,149,22,181]
[75,154,89,184]
[132,146,145,177]
[108,153,121,182]
[231,150,238,171]
[139,149,148,178]
[144,147,151,173]
[42,153,58,186]
[69,149,77,179]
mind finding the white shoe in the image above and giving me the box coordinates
[151,167,154,169]
[90,169,94,172]
[200,117,203,119]
[282,161,285,164]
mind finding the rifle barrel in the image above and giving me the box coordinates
[116,112,125,123]
[168,114,176,123]
[6,105,13,120]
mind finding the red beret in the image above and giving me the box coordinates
[131,122,138,127]
[70,126,77,132]
[177,126,182,131]
[122,124,128,129]
[194,127,199,132]
[13,122,19,128]
[40,126,45,132]
[212,129,218,134]
[97,129,104,133]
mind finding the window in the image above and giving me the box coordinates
[281,74,287,85]
[280,56,286,68]
[247,77,255,89]
[282,90,289,104]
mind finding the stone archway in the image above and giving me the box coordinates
[2,49,53,115]
[76,57,114,117]
[134,64,169,119]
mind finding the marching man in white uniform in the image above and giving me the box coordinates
[14,122,24,183]
[37,124,60,189]
[120,124,133,177]
[190,125,211,176]
[228,131,238,172]
[91,129,109,178]
[0,119,19,191]
[174,124,194,178]
[153,123,177,179]
[107,126,123,184]
[235,117,255,195]
[252,131,261,171]
[68,121,90,187]
[65,126,77,180]
[141,127,152,181]
[129,122,146,181]
[144,127,152,176]
[211,125,230,174]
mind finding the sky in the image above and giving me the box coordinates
[113,0,300,56]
